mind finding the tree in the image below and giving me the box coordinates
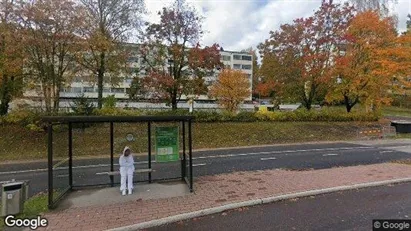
[141,0,221,110]
[77,0,145,109]
[258,1,354,110]
[0,0,24,115]
[19,0,84,113]
[326,11,397,112]
[128,76,145,100]
[209,69,250,113]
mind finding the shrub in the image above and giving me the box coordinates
[94,107,141,116]
[3,109,41,126]
[192,111,220,122]
[103,95,117,108]
[233,111,258,122]
[70,94,95,115]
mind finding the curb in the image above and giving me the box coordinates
[106,177,411,231]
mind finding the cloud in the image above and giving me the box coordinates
[144,0,411,51]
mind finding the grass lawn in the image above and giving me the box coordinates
[0,193,48,230]
[381,106,411,117]
[0,121,385,162]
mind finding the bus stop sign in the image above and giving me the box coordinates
[155,126,179,162]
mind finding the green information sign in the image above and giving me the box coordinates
[155,126,179,162]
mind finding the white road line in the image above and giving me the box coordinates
[322,154,339,156]
[0,146,382,175]
[380,150,394,153]
[193,147,371,160]
[56,174,69,178]
[260,157,277,161]
[192,163,206,167]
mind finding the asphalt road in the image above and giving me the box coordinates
[150,182,411,231]
[1,141,411,198]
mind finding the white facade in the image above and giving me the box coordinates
[24,46,253,101]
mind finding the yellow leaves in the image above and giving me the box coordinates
[209,69,251,113]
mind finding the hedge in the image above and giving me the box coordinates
[0,108,380,131]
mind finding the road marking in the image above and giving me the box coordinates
[193,147,371,160]
[260,157,277,161]
[380,150,394,153]
[192,163,206,167]
[322,154,339,156]
[0,146,389,175]
[56,174,69,178]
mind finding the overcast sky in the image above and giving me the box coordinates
[144,0,411,52]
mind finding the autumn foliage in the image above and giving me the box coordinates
[326,11,398,112]
[209,69,251,113]
[258,1,355,110]
[259,0,410,112]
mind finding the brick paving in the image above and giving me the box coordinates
[40,163,411,231]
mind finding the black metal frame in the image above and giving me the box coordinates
[44,115,195,209]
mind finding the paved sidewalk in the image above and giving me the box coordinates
[41,163,411,231]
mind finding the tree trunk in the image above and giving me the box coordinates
[0,76,11,116]
[171,89,177,110]
[53,84,60,114]
[44,85,52,113]
[344,95,358,113]
[97,52,106,109]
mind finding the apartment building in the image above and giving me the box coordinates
[24,45,253,102]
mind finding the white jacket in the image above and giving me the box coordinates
[119,146,135,171]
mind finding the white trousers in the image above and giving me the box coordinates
[120,167,134,191]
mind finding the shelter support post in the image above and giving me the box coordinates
[188,120,193,192]
[181,121,186,180]
[47,123,53,208]
[68,123,73,188]
[110,122,114,187]
[148,121,152,183]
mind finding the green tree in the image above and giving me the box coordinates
[70,94,94,115]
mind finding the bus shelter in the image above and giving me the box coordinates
[42,115,194,209]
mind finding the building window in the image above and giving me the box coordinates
[222,55,231,61]
[72,87,82,93]
[224,65,231,69]
[83,87,94,92]
[103,88,110,93]
[233,55,241,60]
[242,55,252,61]
[233,64,241,69]
[111,88,125,93]
[242,64,252,70]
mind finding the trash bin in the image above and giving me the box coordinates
[1,181,26,217]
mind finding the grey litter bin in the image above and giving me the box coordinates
[1,182,27,217]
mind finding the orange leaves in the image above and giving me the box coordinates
[255,79,278,97]
[209,69,251,113]
[326,11,398,111]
